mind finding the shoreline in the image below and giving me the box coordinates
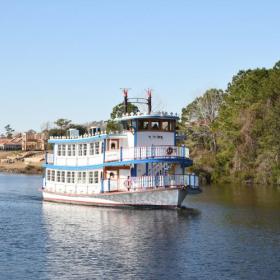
[0,165,43,175]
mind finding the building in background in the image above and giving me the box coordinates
[0,137,22,150]
[22,130,46,151]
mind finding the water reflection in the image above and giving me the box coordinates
[42,203,200,279]
[1,174,280,279]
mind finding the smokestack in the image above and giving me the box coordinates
[147,89,152,114]
[123,89,128,114]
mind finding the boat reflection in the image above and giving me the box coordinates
[41,202,200,279]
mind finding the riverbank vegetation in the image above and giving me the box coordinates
[180,61,280,185]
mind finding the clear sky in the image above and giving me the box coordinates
[0,0,279,132]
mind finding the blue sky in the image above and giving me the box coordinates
[0,0,279,132]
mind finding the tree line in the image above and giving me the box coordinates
[180,60,280,185]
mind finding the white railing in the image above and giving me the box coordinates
[45,145,189,165]
[103,174,199,192]
[105,145,189,162]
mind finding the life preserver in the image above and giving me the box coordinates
[166,147,173,155]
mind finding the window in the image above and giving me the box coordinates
[51,170,55,181]
[90,143,94,155]
[61,171,65,183]
[77,172,82,183]
[62,145,66,156]
[89,171,94,184]
[94,171,99,183]
[83,144,87,156]
[57,171,61,182]
[95,142,100,154]
[67,171,71,183]
[47,170,51,181]
[67,145,71,156]
[111,142,116,150]
[162,121,169,131]
[138,120,147,130]
[72,144,76,156]
[82,172,86,183]
[151,121,160,130]
[71,172,75,184]
[78,144,83,156]
[58,145,62,156]
[109,172,115,179]
[170,120,175,131]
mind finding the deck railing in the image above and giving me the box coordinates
[105,145,189,162]
[103,174,199,192]
[46,145,189,165]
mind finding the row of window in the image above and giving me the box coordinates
[138,119,176,131]
[46,169,100,184]
[57,142,101,157]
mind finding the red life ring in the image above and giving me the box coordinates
[166,147,173,155]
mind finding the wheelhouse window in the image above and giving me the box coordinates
[151,121,160,130]
[137,119,176,131]
[162,121,169,131]
[138,120,149,130]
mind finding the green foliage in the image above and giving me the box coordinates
[54,118,72,136]
[106,102,139,133]
[110,102,139,119]
[4,124,15,138]
[212,62,280,184]
[181,61,280,185]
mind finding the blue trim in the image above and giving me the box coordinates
[103,139,106,163]
[43,158,193,171]
[48,133,126,144]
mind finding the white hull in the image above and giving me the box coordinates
[42,187,189,208]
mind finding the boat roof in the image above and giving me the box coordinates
[48,133,127,144]
[114,112,179,122]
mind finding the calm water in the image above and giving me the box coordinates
[0,173,280,280]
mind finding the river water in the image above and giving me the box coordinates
[0,173,279,280]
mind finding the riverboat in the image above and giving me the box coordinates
[42,90,200,208]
